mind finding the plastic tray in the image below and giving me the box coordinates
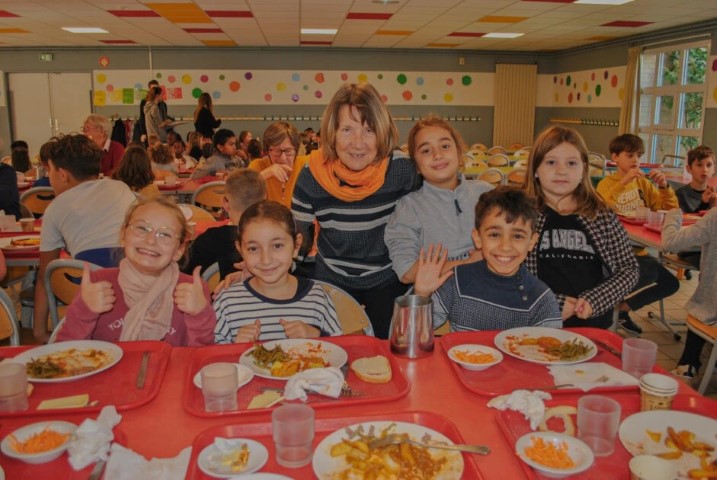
[0,340,171,417]
[617,215,647,226]
[0,416,127,480]
[440,328,636,397]
[495,393,717,479]
[185,410,485,479]
[182,336,410,417]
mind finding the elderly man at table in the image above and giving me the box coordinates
[597,134,680,335]
[82,114,125,177]
[33,134,136,343]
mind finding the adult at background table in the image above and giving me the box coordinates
[83,114,125,176]
[33,134,136,343]
[133,79,172,145]
[0,158,21,219]
[291,82,418,339]
[524,125,639,329]
[249,122,305,208]
[662,208,717,379]
[144,86,172,144]
[193,92,221,140]
[597,134,680,335]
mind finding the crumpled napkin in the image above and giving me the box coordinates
[284,367,344,401]
[104,443,191,480]
[67,405,122,470]
[548,362,639,392]
[487,389,552,430]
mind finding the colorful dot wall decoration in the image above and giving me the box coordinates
[566,75,572,86]
[550,66,624,107]
[212,91,220,99]
[106,84,114,92]
[292,73,300,82]
[611,75,618,88]
[341,73,348,81]
[182,74,192,84]
[416,77,424,86]
[192,87,202,98]
[264,93,272,102]
[358,73,368,82]
[219,75,225,80]
[303,85,309,91]
[377,74,383,80]
[229,81,240,92]
[402,90,412,101]
[200,75,209,83]
[168,75,176,83]
[291,94,299,102]
[96,74,106,83]
[276,82,287,92]
[461,75,472,86]
[245,72,253,80]
[314,73,325,83]
[595,85,601,97]
[397,73,407,85]
[444,93,453,102]
[421,94,427,100]
[315,90,322,99]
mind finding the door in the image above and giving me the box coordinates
[8,73,91,158]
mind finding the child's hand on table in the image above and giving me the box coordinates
[573,298,594,320]
[280,319,320,339]
[81,262,116,314]
[174,266,208,315]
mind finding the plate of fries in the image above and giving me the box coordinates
[312,421,464,480]
[494,327,597,365]
[238,339,347,381]
[619,411,717,479]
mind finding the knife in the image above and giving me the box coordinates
[88,459,106,480]
[592,339,622,359]
[135,352,150,389]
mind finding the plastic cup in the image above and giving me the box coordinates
[629,455,678,480]
[577,395,621,457]
[0,363,29,412]
[646,210,665,227]
[635,206,649,223]
[19,218,35,232]
[187,221,197,240]
[622,338,657,378]
[639,373,678,411]
[272,404,315,468]
[200,362,238,412]
[165,174,178,186]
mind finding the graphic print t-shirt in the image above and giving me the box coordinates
[536,208,604,298]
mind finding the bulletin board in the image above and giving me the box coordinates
[92,69,494,107]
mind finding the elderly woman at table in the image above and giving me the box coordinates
[248,122,305,207]
[291,82,418,339]
[82,114,125,176]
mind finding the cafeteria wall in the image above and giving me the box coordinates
[1,18,716,156]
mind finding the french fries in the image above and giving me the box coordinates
[329,425,448,480]
[646,426,717,479]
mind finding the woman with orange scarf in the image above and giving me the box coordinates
[291,83,418,338]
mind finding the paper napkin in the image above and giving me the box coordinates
[548,362,639,392]
[67,405,122,470]
[104,443,191,480]
[284,367,344,401]
[487,389,552,430]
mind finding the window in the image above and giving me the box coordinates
[638,41,709,165]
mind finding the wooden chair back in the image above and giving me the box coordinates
[315,280,373,335]
[0,288,20,345]
[44,259,100,329]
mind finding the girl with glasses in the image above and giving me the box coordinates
[57,197,215,345]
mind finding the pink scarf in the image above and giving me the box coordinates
[118,258,178,342]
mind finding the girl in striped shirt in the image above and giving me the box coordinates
[213,200,342,343]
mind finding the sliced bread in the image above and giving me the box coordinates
[350,355,392,384]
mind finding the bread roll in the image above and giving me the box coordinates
[350,355,392,383]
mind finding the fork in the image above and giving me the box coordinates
[369,434,490,455]
[551,374,610,390]
[259,386,361,397]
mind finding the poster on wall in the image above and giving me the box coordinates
[92,69,494,107]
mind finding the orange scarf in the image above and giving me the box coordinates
[307,149,389,202]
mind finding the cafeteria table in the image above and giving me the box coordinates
[0,329,714,479]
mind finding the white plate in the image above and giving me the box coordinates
[619,411,717,479]
[13,340,123,383]
[0,236,40,252]
[1,421,76,464]
[494,327,597,365]
[515,431,594,478]
[197,438,268,478]
[312,421,464,480]
[447,344,503,371]
[239,339,348,381]
[194,363,254,389]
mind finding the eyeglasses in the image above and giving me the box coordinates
[128,222,180,246]
[268,147,297,158]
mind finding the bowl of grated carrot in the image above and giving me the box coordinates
[1,421,76,464]
[516,432,594,478]
[447,344,503,371]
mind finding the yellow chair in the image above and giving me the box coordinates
[201,262,221,293]
[315,280,373,335]
[509,143,525,150]
[479,168,505,187]
[512,148,530,161]
[507,168,527,187]
[0,288,20,345]
[179,203,215,222]
[191,181,225,218]
[470,143,487,152]
[487,154,510,168]
[20,187,55,218]
[686,314,717,394]
[44,259,101,330]
[488,146,507,155]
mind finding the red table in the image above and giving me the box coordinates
[0,330,713,479]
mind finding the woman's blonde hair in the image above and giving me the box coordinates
[193,92,213,123]
[263,122,299,151]
[524,125,606,218]
[121,196,190,244]
[320,83,398,164]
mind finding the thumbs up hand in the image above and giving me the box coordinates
[80,263,116,314]
[174,266,208,315]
